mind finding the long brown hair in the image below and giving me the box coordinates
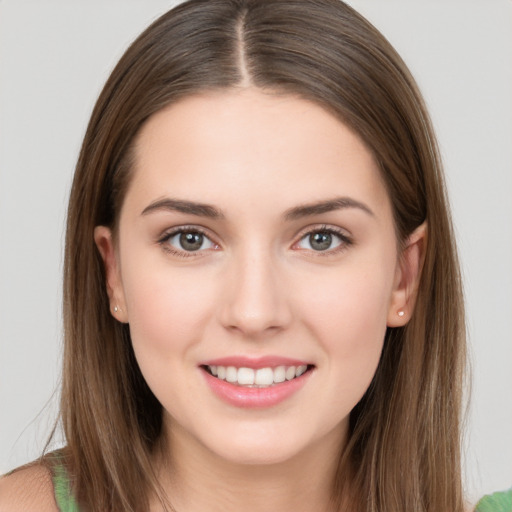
[56,1,466,510]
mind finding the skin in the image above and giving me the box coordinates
[95,88,425,512]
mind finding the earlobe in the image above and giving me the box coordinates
[387,222,427,327]
[94,226,128,323]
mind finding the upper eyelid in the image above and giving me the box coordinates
[156,223,352,249]
[157,226,219,257]
[292,225,353,254]
[158,224,215,241]
[294,223,352,240]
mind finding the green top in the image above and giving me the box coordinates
[49,460,512,512]
[51,457,79,512]
[475,489,512,512]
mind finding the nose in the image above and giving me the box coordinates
[218,248,292,338]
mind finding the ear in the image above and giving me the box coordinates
[94,226,128,323]
[387,222,427,327]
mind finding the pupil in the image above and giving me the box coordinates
[310,232,332,251]
[180,232,203,251]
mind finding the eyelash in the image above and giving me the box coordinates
[157,225,218,258]
[157,224,353,258]
[293,225,353,257]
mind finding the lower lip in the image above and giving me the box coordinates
[201,368,312,409]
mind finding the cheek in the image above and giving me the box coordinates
[303,265,392,340]
[121,258,217,361]
[297,259,393,391]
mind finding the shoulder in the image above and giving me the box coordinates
[0,463,59,512]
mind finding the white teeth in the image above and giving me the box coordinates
[274,366,286,383]
[237,367,255,385]
[255,367,274,386]
[226,366,237,383]
[217,366,226,380]
[207,364,309,387]
[285,366,296,381]
[296,365,307,377]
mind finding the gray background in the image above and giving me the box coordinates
[0,0,510,505]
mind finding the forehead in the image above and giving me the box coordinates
[126,88,391,220]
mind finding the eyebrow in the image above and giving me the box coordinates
[284,197,375,220]
[141,196,374,221]
[141,198,225,219]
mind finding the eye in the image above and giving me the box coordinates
[161,229,217,253]
[295,228,350,252]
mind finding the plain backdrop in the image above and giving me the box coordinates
[0,0,511,505]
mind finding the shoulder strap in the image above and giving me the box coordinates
[51,454,80,512]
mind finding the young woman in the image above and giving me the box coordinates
[0,0,479,510]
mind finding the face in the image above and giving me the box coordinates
[96,89,422,467]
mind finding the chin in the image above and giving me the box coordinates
[210,438,307,466]
[194,419,340,468]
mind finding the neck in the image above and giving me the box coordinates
[152,420,350,512]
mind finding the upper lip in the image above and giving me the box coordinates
[200,355,313,369]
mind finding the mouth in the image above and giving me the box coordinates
[200,358,315,408]
[201,364,314,388]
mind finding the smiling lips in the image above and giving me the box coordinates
[200,357,313,408]
[205,364,308,387]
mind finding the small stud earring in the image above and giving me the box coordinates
[398,310,405,317]
[114,306,119,313]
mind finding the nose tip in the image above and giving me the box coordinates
[225,310,282,337]
[219,256,292,338]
